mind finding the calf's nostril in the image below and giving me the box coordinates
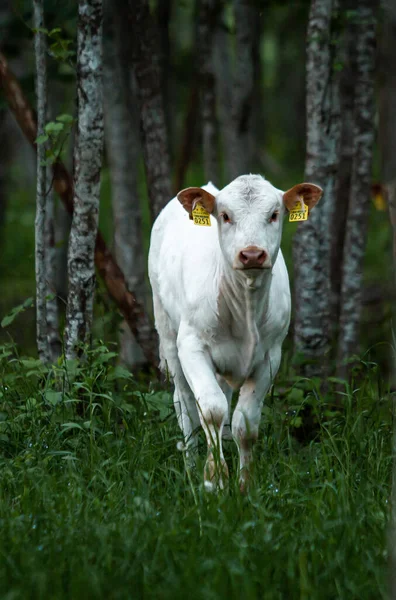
[257,251,266,264]
[238,247,268,267]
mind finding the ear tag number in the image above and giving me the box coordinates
[289,195,308,222]
[192,202,211,227]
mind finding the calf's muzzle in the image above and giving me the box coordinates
[238,246,268,269]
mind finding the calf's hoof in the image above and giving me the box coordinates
[204,456,229,492]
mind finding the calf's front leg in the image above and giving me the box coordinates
[232,347,282,492]
[177,325,229,490]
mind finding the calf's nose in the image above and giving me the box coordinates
[239,246,267,268]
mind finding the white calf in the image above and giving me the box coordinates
[148,174,322,490]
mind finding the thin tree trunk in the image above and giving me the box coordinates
[227,0,256,179]
[175,83,199,191]
[293,0,342,377]
[248,12,262,166]
[103,0,146,366]
[336,2,377,377]
[0,51,159,370]
[379,0,396,279]
[65,0,105,359]
[214,15,233,183]
[330,17,355,327]
[198,0,221,184]
[127,0,172,220]
[33,0,50,364]
[157,0,172,156]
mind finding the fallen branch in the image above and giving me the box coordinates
[0,51,159,372]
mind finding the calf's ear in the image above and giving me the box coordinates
[177,187,216,219]
[283,183,323,211]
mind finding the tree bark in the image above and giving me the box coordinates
[336,2,377,377]
[33,0,50,364]
[65,0,104,359]
[0,51,159,370]
[330,16,355,327]
[214,14,233,184]
[45,177,61,362]
[175,83,199,191]
[157,0,172,156]
[379,0,396,279]
[197,0,221,184]
[227,0,257,180]
[103,0,146,366]
[293,0,342,377]
[127,0,173,220]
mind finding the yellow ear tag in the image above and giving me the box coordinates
[192,203,211,226]
[289,195,308,222]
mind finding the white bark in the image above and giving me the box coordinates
[293,0,342,376]
[336,3,377,374]
[103,0,146,366]
[33,0,50,364]
[65,0,104,359]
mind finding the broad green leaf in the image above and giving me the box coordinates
[45,391,62,406]
[108,365,133,381]
[35,134,49,144]
[56,113,74,124]
[45,121,64,134]
[48,27,62,37]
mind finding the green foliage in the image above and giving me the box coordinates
[33,26,75,63]
[0,341,392,599]
[35,113,75,166]
[1,296,33,328]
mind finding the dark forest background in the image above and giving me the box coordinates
[0,0,393,381]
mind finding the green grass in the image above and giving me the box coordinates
[0,341,392,599]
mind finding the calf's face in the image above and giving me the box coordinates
[178,175,322,276]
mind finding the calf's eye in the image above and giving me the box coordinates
[270,212,279,222]
[222,213,231,223]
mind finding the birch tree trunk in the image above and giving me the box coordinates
[336,2,377,376]
[65,0,104,360]
[198,0,221,184]
[293,0,342,377]
[0,51,159,370]
[127,0,172,220]
[103,0,146,367]
[227,0,256,180]
[33,0,50,364]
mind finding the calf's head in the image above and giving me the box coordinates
[178,175,322,276]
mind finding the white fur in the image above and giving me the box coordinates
[148,175,291,490]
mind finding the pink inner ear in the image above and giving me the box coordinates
[283,182,323,211]
[177,187,216,217]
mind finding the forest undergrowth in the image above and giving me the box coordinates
[0,340,392,599]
